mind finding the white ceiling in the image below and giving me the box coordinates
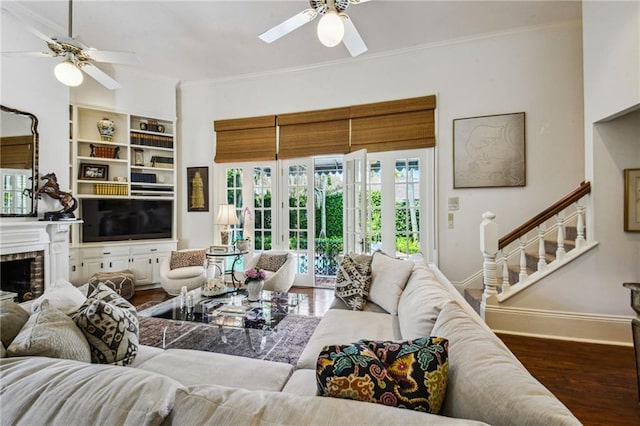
[2,0,581,84]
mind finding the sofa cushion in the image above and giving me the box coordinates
[170,249,206,270]
[256,252,288,272]
[0,299,29,348]
[167,265,205,279]
[398,265,454,340]
[335,253,373,311]
[0,356,181,426]
[282,368,319,396]
[316,337,449,414]
[89,270,136,300]
[170,384,488,425]
[369,251,414,314]
[136,348,293,391]
[432,301,581,425]
[297,309,398,370]
[7,299,91,362]
[72,283,139,366]
[31,279,86,315]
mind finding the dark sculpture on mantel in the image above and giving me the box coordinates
[25,172,78,221]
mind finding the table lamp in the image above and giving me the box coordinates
[215,204,239,245]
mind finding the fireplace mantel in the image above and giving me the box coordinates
[0,219,82,290]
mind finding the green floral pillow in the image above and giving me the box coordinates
[316,336,449,414]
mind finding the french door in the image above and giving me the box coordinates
[343,149,367,255]
[280,158,314,286]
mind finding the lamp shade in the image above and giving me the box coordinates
[54,60,83,87]
[215,204,239,225]
[317,11,344,47]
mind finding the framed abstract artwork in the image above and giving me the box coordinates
[187,166,209,212]
[453,112,526,188]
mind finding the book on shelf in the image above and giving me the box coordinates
[130,132,173,149]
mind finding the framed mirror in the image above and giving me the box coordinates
[1,105,39,217]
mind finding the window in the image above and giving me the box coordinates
[2,169,30,215]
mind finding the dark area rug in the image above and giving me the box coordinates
[137,314,320,365]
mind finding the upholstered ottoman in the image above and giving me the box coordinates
[89,270,136,300]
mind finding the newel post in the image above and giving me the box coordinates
[480,212,499,317]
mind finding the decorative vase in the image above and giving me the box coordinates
[97,118,115,141]
[246,279,264,302]
[235,237,251,252]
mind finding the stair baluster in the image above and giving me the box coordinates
[555,214,566,261]
[576,205,586,249]
[519,238,528,283]
[537,225,547,272]
[500,249,511,293]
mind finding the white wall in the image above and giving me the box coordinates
[179,22,585,274]
[1,9,69,213]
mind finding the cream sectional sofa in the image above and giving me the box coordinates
[0,256,582,426]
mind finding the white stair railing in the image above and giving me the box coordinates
[480,182,597,304]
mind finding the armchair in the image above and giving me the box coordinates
[244,251,296,293]
[159,249,206,295]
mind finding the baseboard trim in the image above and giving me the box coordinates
[485,305,634,346]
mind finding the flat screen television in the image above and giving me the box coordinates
[81,199,173,243]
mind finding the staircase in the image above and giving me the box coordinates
[467,182,598,316]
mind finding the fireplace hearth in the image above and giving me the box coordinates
[0,250,44,302]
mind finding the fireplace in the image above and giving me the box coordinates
[0,250,45,302]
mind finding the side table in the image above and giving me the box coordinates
[623,282,640,402]
[206,250,248,288]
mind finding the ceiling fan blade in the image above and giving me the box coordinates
[259,8,318,43]
[348,0,372,4]
[341,14,368,57]
[80,63,121,90]
[1,7,58,45]
[2,51,56,59]
[87,49,142,65]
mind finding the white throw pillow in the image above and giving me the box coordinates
[31,279,86,315]
[7,299,91,362]
[368,251,414,314]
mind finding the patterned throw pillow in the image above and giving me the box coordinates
[256,253,288,272]
[72,283,139,366]
[89,270,136,300]
[170,250,206,270]
[316,336,449,414]
[7,299,91,362]
[334,254,372,311]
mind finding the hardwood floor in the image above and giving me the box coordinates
[131,287,640,424]
[498,333,640,426]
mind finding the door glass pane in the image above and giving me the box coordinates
[253,167,272,251]
[225,168,243,240]
[367,160,382,252]
[394,158,420,258]
[288,164,309,276]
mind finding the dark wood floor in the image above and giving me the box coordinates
[132,287,640,425]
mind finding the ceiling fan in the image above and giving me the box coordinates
[259,0,370,57]
[2,0,141,90]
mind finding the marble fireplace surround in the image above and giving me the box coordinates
[0,219,76,295]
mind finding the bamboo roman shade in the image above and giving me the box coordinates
[350,95,436,153]
[278,107,350,159]
[213,115,276,163]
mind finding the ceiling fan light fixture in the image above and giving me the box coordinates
[317,10,344,47]
[54,59,83,87]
